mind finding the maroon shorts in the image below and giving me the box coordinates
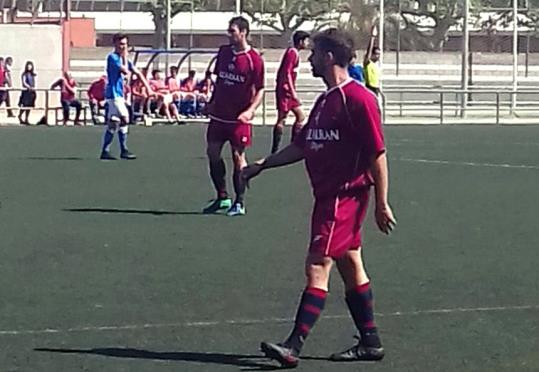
[276,89,300,113]
[206,119,252,148]
[309,190,370,259]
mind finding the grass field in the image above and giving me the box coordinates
[0,124,538,372]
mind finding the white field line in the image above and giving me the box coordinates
[396,157,539,170]
[0,304,537,337]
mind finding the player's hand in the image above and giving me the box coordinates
[241,161,264,188]
[375,203,396,235]
[371,25,378,37]
[237,109,254,123]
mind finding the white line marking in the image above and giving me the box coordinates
[397,157,539,170]
[0,305,537,337]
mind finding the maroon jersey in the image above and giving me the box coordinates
[210,45,265,124]
[294,79,385,199]
[276,47,299,92]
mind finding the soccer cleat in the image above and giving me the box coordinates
[260,342,299,368]
[202,198,232,214]
[100,151,116,160]
[120,150,137,160]
[226,202,245,217]
[329,341,384,362]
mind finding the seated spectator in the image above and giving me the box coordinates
[131,67,153,120]
[50,71,82,125]
[18,61,37,125]
[149,69,181,124]
[167,66,182,103]
[195,70,214,117]
[179,70,197,117]
[87,75,107,125]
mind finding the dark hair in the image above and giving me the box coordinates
[24,61,35,75]
[169,66,178,73]
[372,46,381,53]
[112,33,129,43]
[5,56,13,63]
[312,28,355,68]
[152,69,162,77]
[205,70,212,77]
[0,57,4,62]
[188,70,196,77]
[229,16,250,36]
[293,31,310,46]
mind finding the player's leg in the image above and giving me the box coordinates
[330,249,384,361]
[261,254,332,368]
[203,136,232,213]
[100,100,118,159]
[118,111,135,159]
[61,100,70,125]
[226,145,247,216]
[271,110,287,154]
[290,106,306,142]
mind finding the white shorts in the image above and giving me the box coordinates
[106,98,129,121]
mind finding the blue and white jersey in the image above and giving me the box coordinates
[105,52,134,99]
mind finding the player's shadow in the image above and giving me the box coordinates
[34,347,280,370]
[22,156,85,161]
[63,208,205,216]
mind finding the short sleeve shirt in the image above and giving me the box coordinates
[276,47,299,92]
[293,79,385,200]
[210,45,265,124]
[364,61,380,89]
[105,52,134,99]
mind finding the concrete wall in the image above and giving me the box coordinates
[0,24,63,89]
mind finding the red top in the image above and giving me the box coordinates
[209,45,265,124]
[87,78,106,101]
[294,79,385,200]
[167,77,180,92]
[180,77,196,92]
[60,78,77,101]
[276,47,299,93]
[0,66,5,87]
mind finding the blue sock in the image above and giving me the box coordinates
[118,126,128,153]
[102,128,115,153]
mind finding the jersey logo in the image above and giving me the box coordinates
[306,128,340,141]
[310,142,324,152]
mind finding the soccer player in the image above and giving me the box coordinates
[241,28,396,368]
[100,33,152,160]
[202,16,265,216]
[348,52,364,83]
[50,71,83,125]
[271,31,310,154]
[364,26,381,96]
[2,56,15,118]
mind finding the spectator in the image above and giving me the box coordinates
[131,67,152,120]
[179,69,197,117]
[50,71,82,125]
[2,56,15,117]
[149,69,180,123]
[167,66,182,103]
[18,61,36,125]
[348,52,364,83]
[195,70,214,116]
[87,75,107,125]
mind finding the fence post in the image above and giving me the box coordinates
[496,92,500,125]
[440,92,444,125]
[262,90,266,126]
[45,89,50,125]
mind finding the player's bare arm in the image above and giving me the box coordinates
[370,151,396,234]
[238,87,264,122]
[132,68,154,96]
[364,25,377,67]
[241,143,304,182]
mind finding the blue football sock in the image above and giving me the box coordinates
[102,128,115,153]
[118,126,128,152]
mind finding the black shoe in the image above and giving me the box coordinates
[120,150,137,160]
[202,198,232,214]
[260,342,299,368]
[100,151,116,160]
[329,341,384,362]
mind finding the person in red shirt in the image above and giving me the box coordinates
[179,70,197,117]
[87,75,107,125]
[195,70,214,116]
[241,28,396,368]
[167,66,181,103]
[202,16,265,216]
[271,31,310,153]
[149,69,179,123]
[50,71,82,125]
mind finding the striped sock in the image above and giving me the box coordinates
[345,282,381,348]
[285,287,327,353]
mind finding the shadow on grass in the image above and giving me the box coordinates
[34,347,280,370]
[63,208,206,216]
[23,157,85,161]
